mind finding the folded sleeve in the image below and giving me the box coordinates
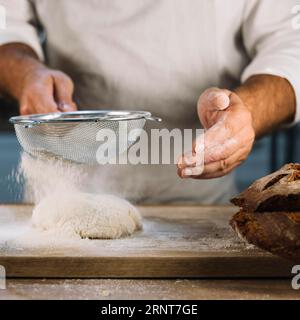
[0,0,44,60]
[241,0,300,123]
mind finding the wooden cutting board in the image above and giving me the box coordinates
[0,204,293,278]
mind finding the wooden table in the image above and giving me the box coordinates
[0,204,298,299]
[1,279,299,300]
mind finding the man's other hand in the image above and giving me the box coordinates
[177,88,255,179]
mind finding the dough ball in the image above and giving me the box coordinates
[32,192,142,239]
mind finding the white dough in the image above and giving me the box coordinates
[32,192,142,239]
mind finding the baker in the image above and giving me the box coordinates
[0,0,299,204]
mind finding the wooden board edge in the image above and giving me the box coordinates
[0,255,294,278]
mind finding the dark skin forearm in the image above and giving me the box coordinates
[0,43,45,100]
[234,75,296,138]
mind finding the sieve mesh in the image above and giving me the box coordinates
[10,111,160,164]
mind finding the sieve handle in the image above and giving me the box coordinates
[145,116,162,122]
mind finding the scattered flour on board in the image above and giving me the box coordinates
[0,153,254,253]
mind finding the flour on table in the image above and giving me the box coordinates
[19,153,142,239]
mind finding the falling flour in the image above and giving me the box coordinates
[19,153,142,239]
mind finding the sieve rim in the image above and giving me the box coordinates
[9,110,161,126]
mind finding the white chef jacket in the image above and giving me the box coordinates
[0,0,300,204]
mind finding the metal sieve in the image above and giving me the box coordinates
[10,110,162,164]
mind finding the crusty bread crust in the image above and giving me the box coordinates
[230,210,300,261]
[230,163,300,262]
[231,163,300,212]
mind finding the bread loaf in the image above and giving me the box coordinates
[230,163,300,262]
[231,163,300,212]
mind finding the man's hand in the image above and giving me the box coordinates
[0,43,77,115]
[177,88,255,179]
[19,67,77,115]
